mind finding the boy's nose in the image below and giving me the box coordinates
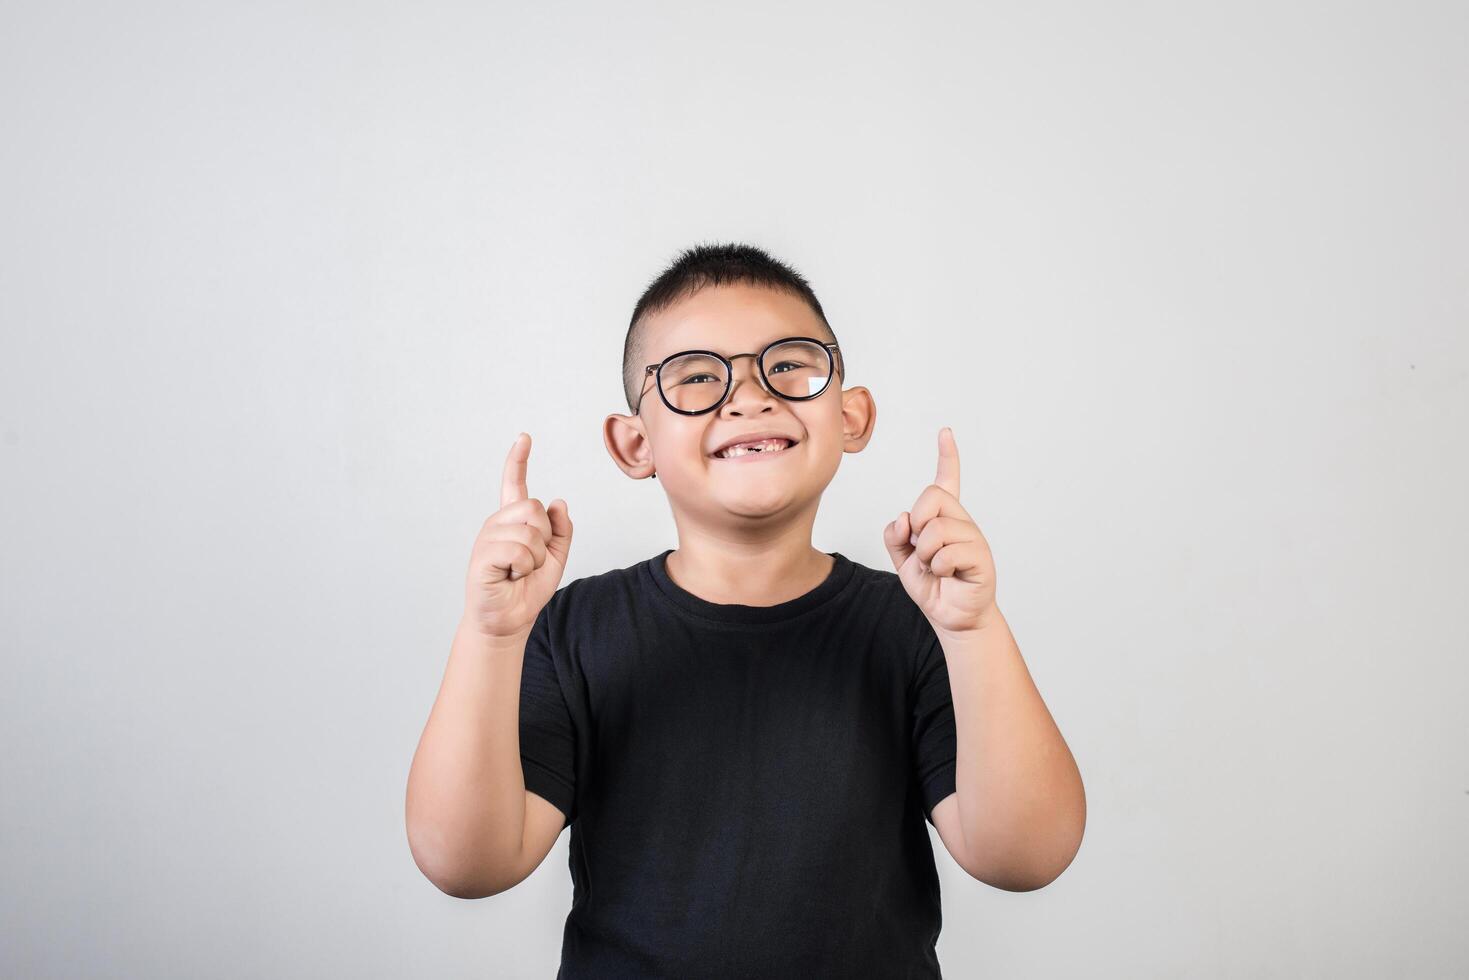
[720,358,776,413]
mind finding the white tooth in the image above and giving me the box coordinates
[720,438,790,458]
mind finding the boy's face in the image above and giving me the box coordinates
[604,283,876,527]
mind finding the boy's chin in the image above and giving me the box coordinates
[704,459,804,489]
[705,474,817,512]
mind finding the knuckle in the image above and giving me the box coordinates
[489,536,527,557]
[489,500,525,523]
[485,523,540,552]
[482,519,518,542]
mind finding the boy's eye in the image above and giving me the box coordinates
[673,362,807,386]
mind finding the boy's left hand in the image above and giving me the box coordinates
[882,426,998,636]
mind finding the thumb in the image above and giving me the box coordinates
[883,511,914,572]
[546,498,573,563]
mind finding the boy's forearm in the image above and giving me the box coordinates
[937,608,1086,889]
[405,623,533,896]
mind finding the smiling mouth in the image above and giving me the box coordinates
[711,438,798,460]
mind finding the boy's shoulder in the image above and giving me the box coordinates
[538,552,651,617]
[561,552,651,593]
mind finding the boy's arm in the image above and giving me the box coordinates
[405,622,564,898]
[929,607,1086,891]
[885,428,1084,890]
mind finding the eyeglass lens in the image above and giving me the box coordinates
[658,340,832,414]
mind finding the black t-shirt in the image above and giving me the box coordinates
[518,548,958,979]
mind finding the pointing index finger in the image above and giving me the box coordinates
[935,426,960,498]
[501,432,530,508]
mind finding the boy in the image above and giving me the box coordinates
[406,243,1086,977]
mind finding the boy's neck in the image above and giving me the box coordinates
[663,535,835,608]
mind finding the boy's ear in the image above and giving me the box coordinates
[603,412,657,480]
[840,385,877,453]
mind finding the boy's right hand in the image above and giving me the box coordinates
[462,432,573,640]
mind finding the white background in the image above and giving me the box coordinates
[2,1,1465,976]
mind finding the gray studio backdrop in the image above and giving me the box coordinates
[2,2,1465,977]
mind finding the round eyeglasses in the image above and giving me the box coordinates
[634,337,843,416]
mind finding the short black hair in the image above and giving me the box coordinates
[622,241,841,412]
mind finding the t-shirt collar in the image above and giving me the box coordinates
[643,548,857,625]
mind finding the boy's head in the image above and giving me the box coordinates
[604,242,876,528]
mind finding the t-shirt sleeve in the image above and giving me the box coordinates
[911,630,957,827]
[519,601,577,827]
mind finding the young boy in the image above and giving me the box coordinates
[406,243,1086,977]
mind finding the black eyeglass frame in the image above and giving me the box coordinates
[633,337,844,416]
